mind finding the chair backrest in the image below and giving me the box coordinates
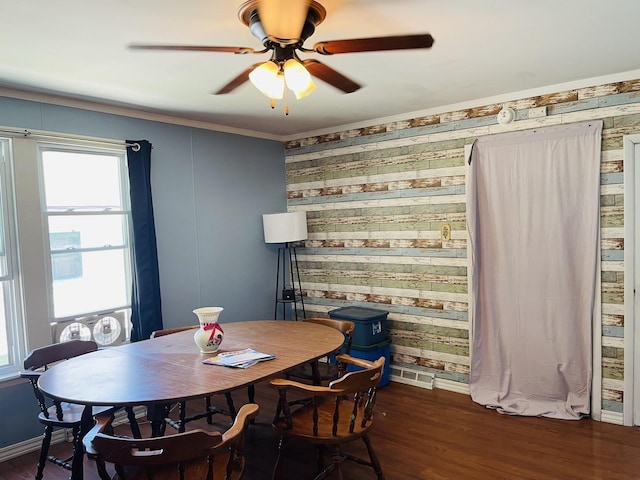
[329,354,384,432]
[21,340,100,419]
[87,403,259,480]
[302,317,355,379]
[329,354,384,393]
[150,325,198,338]
[273,354,384,437]
[302,317,355,353]
[23,339,99,371]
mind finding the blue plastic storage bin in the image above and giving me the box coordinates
[331,337,391,388]
[328,306,389,346]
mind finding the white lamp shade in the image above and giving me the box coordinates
[284,59,317,100]
[263,211,308,244]
[249,61,285,99]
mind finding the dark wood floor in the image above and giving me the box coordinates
[3,381,640,479]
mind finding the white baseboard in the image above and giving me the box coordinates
[0,405,147,463]
[600,410,624,425]
[389,376,622,423]
[434,377,471,395]
[0,429,67,463]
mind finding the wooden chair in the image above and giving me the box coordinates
[271,354,386,480]
[85,403,259,480]
[149,325,238,434]
[286,317,355,386]
[21,340,141,480]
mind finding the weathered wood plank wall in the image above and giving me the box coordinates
[283,79,640,423]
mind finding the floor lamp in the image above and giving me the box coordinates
[262,211,307,320]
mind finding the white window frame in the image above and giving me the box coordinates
[0,137,26,379]
[0,136,133,380]
[38,143,133,323]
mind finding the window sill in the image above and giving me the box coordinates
[0,372,26,389]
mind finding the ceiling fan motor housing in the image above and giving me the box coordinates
[241,0,326,47]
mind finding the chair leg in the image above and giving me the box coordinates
[115,463,127,479]
[332,446,344,480]
[178,401,187,433]
[247,384,255,424]
[362,433,385,480]
[316,445,325,473]
[271,436,286,480]
[224,392,237,419]
[92,454,111,480]
[312,446,338,480]
[205,396,215,424]
[247,384,255,403]
[35,425,52,480]
[310,360,322,385]
[125,406,141,438]
[70,424,85,480]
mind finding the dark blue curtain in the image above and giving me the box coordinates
[127,140,163,341]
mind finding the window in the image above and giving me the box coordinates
[0,139,23,375]
[0,138,133,379]
[40,147,132,319]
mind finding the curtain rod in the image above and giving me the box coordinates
[0,127,140,151]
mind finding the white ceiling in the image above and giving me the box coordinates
[2,0,640,141]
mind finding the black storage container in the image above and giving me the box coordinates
[328,306,389,347]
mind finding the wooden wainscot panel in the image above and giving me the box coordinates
[602,388,623,402]
[602,314,624,327]
[535,90,579,106]
[408,115,441,128]
[467,103,502,119]
[616,79,640,93]
[415,298,444,310]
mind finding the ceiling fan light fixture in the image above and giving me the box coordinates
[283,58,316,100]
[249,61,284,99]
[257,0,311,45]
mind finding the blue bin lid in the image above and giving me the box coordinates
[329,306,389,321]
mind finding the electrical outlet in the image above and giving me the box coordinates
[440,224,451,242]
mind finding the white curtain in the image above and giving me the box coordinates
[467,121,603,419]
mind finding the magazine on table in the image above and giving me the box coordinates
[203,348,275,369]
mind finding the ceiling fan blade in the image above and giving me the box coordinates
[312,33,434,55]
[128,44,259,55]
[257,0,311,44]
[214,64,261,95]
[302,59,361,93]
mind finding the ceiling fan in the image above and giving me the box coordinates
[129,0,434,107]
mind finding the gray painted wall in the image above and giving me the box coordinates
[0,98,286,447]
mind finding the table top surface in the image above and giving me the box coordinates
[38,320,344,407]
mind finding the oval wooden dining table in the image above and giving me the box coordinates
[37,320,345,480]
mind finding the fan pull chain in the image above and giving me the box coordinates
[283,87,289,116]
[266,92,289,116]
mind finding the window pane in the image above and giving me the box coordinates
[42,151,124,210]
[0,283,8,367]
[41,146,131,323]
[52,249,129,318]
[48,215,126,250]
[0,220,7,278]
[0,145,9,278]
[0,138,18,374]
